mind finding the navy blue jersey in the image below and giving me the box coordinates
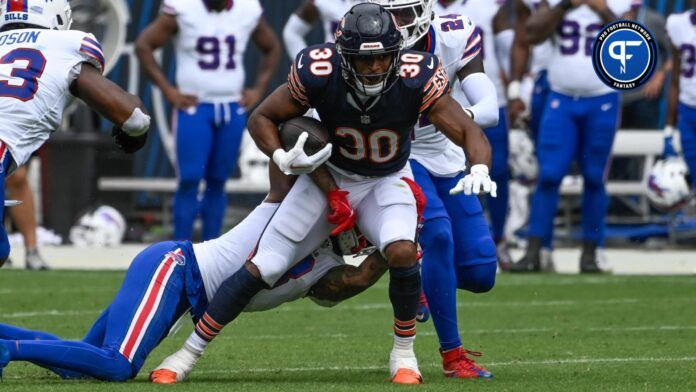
[287,43,450,177]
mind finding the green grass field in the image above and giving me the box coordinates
[0,270,695,391]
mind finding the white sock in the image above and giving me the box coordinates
[184,332,208,355]
[392,335,415,352]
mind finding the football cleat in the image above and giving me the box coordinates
[416,291,430,323]
[25,249,50,271]
[150,346,200,384]
[540,248,555,272]
[389,349,423,384]
[579,241,610,274]
[508,237,542,273]
[496,241,513,271]
[440,347,493,379]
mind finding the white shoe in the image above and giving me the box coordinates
[389,349,422,384]
[149,346,200,384]
[540,248,555,272]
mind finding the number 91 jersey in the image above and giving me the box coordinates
[0,29,105,167]
[162,0,263,103]
[666,10,696,108]
[288,43,450,177]
[546,0,635,97]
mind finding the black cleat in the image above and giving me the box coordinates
[509,237,542,273]
[579,241,603,273]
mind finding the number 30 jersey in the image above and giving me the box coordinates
[0,29,105,167]
[162,0,263,103]
[546,0,636,97]
[666,10,696,108]
[288,43,450,177]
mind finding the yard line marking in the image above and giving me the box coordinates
[192,356,696,375]
[1,310,101,318]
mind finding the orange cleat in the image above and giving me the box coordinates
[391,368,423,384]
[441,347,493,379]
[150,369,179,384]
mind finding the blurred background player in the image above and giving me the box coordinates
[135,0,281,241]
[0,0,150,267]
[372,0,500,379]
[510,0,639,273]
[664,1,696,195]
[283,0,359,59]
[433,0,514,265]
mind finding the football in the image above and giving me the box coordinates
[279,116,330,156]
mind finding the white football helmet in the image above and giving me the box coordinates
[69,205,126,247]
[0,0,72,30]
[646,157,692,212]
[367,0,433,48]
[508,128,538,183]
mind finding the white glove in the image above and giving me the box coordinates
[272,132,332,175]
[449,164,498,197]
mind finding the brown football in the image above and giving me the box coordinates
[279,116,330,155]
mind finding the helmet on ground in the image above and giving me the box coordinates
[69,205,126,247]
[646,157,692,212]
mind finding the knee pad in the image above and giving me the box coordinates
[103,351,135,382]
[457,231,496,267]
[457,263,496,294]
[419,218,453,251]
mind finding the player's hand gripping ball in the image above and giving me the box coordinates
[274,117,333,175]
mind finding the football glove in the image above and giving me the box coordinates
[112,126,147,154]
[450,164,498,197]
[272,132,332,175]
[327,189,356,236]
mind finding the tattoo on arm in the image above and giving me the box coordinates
[308,253,388,303]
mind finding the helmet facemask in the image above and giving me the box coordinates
[369,0,433,48]
[338,46,402,96]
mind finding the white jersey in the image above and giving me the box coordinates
[0,29,105,167]
[314,0,357,43]
[434,0,506,104]
[194,203,343,312]
[546,0,634,96]
[666,10,696,108]
[162,0,263,103]
[410,15,481,176]
[521,0,553,74]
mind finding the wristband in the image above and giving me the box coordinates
[122,108,150,137]
[507,80,522,100]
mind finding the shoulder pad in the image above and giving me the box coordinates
[432,15,481,68]
[287,43,338,107]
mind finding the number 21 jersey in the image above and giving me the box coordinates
[0,29,105,167]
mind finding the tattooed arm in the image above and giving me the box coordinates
[307,251,389,306]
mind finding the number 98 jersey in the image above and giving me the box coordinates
[287,43,450,177]
[546,0,636,97]
[162,0,263,103]
[0,29,105,167]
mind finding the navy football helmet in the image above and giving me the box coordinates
[335,3,404,96]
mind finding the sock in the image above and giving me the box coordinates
[184,332,208,355]
[389,264,421,345]
[393,335,415,352]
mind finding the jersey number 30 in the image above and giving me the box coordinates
[0,48,46,101]
[336,128,399,163]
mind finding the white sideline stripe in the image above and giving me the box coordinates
[2,310,100,318]
[192,356,696,375]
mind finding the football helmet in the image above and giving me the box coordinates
[0,0,72,31]
[69,205,126,247]
[335,3,403,96]
[645,157,692,212]
[508,128,538,183]
[367,0,433,48]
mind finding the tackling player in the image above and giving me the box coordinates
[0,163,417,382]
[177,3,495,384]
[0,0,150,266]
[509,0,639,273]
[135,0,281,241]
[371,0,500,379]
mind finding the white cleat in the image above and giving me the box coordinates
[540,248,555,272]
[149,346,200,384]
[389,349,423,384]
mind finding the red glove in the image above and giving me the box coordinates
[327,189,356,236]
[401,177,426,222]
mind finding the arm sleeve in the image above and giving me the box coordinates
[283,14,312,61]
[459,72,500,128]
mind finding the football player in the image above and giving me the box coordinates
[0,0,150,266]
[176,3,495,385]
[283,0,359,59]
[371,0,500,379]
[0,164,421,382]
[509,0,639,273]
[135,0,281,241]
[665,1,696,191]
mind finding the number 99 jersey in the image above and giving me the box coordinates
[666,10,696,108]
[288,43,450,177]
[546,0,635,97]
[0,29,105,167]
[162,0,263,103]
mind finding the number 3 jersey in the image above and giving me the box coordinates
[0,29,105,167]
[546,0,637,97]
[288,43,450,177]
[162,0,263,103]
[666,10,696,108]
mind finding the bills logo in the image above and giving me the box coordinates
[5,13,28,21]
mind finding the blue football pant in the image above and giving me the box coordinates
[0,242,192,381]
[485,107,510,243]
[411,160,497,351]
[528,91,620,247]
[678,103,696,188]
[0,142,15,262]
[530,70,550,143]
[173,102,246,241]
